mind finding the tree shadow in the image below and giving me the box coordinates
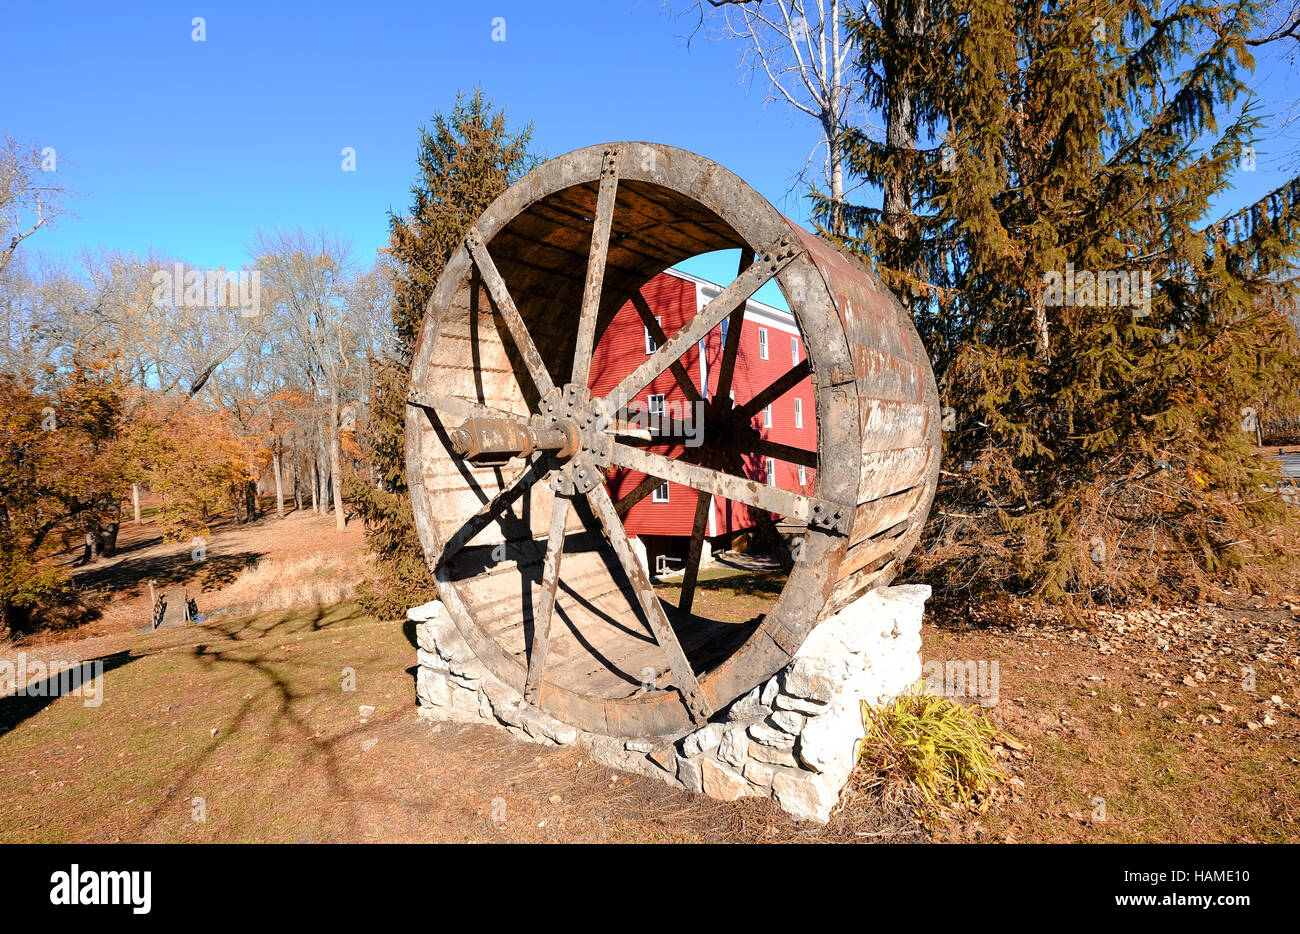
[71,550,265,597]
[0,650,136,738]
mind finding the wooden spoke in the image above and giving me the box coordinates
[748,436,818,469]
[437,456,548,566]
[523,496,572,704]
[463,229,556,398]
[407,391,531,428]
[678,492,712,615]
[735,359,811,420]
[614,473,663,516]
[604,240,800,412]
[585,483,711,720]
[628,290,701,403]
[608,442,849,532]
[714,247,755,404]
[571,156,620,387]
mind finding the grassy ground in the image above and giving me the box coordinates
[0,599,919,843]
[5,512,1297,842]
[922,597,1300,842]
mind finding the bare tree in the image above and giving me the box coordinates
[692,0,859,233]
[0,136,69,275]
[255,230,362,532]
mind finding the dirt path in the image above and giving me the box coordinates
[24,507,366,647]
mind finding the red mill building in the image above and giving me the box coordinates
[589,267,815,572]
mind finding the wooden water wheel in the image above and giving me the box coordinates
[406,143,939,739]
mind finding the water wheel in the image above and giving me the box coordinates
[406,143,938,739]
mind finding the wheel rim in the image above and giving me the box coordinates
[407,143,866,738]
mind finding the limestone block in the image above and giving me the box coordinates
[700,758,750,801]
[718,726,749,768]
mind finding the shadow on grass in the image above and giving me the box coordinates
[71,550,265,598]
[0,650,136,738]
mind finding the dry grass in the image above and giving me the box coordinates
[212,553,366,617]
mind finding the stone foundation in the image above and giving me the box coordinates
[412,584,927,822]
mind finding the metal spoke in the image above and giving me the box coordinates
[524,496,571,704]
[407,391,532,428]
[464,228,555,398]
[714,247,755,404]
[628,290,701,403]
[735,359,811,420]
[748,436,817,469]
[608,442,850,533]
[604,238,800,412]
[678,492,712,615]
[585,483,711,721]
[724,451,795,572]
[571,151,620,387]
[437,456,548,566]
[614,473,663,516]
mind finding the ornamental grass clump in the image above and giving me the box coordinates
[858,686,1015,823]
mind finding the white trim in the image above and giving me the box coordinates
[644,315,661,354]
[691,276,801,336]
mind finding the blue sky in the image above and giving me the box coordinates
[4,0,1297,302]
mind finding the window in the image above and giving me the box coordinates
[794,397,803,429]
[798,464,807,486]
[792,336,800,364]
[765,457,776,486]
[763,404,772,428]
[719,317,728,347]
[652,481,669,502]
[758,327,768,360]
[648,394,665,417]
[644,316,661,354]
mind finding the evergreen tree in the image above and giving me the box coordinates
[348,90,537,618]
[819,0,1300,602]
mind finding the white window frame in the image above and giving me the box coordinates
[645,316,661,354]
[794,397,802,429]
[763,404,772,428]
[648,393,665,417]
[765,457,776,486]
[792,335,800,365]
[758,327,768,360]
[652,481,670,502]
[798,464,807,485]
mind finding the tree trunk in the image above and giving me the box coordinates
[310,455,320,515]
[329,403,346,531]
[102,499,121,557]
[132,483,142,524]
[272,446,285,518]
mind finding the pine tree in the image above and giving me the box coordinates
[348,90,536,619]
[819,0,1300,603]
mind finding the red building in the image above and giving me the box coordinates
[589,268,816,569]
